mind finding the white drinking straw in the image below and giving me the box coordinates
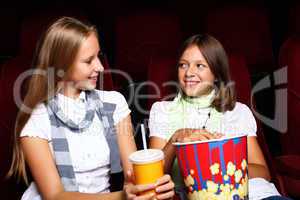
[141,124,148,150]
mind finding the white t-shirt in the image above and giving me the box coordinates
[149,101,280,200]
[20,90,130,200]
[149,101,257,140]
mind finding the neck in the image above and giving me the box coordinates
[58,81,81,99]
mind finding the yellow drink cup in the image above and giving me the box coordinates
[129,149,164,196]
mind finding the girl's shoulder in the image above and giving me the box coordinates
[20,103,52,140]
[94,90,126,104]
[150,100,174,117]
[225,102,254,117]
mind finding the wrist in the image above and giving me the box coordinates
[170,132,178,143]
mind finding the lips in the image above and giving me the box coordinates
[88,75,98,84]
[184,80,200,86]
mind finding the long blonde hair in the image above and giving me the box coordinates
[7,16,97,183]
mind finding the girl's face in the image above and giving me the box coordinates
[178,45,215,97]
[65,32,103,97]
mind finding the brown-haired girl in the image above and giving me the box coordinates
[149,34,288,200]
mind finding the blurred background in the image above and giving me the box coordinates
[0,0,299,199]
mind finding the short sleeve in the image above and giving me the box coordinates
[20,103,52,141]
[97,90,131,125]
[149,101,170,140]
[224,102,257,137]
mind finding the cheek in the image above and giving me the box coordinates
[178,69,185,82]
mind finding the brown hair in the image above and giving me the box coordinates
[7,17,97,183]
[178,34,236,112]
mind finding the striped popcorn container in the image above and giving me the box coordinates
[174,135,248,200]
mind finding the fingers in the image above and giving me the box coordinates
[156,180,174,193]
[174,128,224,143]
[156,190,175,200]
[133,193,155,200]
[154,175,175,200]
[124,183,156,199]
[125,170,135,183]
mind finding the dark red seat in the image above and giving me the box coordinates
[114,10,182,86]
[203,5,275,74]
[147,57,178,111]
[288,3,300,35]
[275,35,300,199]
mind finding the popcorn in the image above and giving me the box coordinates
[234,169,243,183]
[241,159,247,171]
[190,169,195,175]
[224,174,229,181]
[184,174,195,186]
[206,181,219,193]
[227,162,236,176]
[220,183,231,194]
[210,163,220,175]
[237,181,247,197]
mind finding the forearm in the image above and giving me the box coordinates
[162,139,177,174]
[52,191,125,200]
[248,163,271,181]
[116,115,137,174]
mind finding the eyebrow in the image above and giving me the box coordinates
[179,58,206,63]
[82,50,101,61]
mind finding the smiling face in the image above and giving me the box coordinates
[178,45,215,97]
[64,32,103,97]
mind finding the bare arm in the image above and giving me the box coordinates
[247,136,271,181]
[150,136,175,174]
[21,137,125,200]
[115,114,137,177]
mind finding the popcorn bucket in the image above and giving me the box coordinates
[174,135,248,200]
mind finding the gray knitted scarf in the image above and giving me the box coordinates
[46,90,122,191]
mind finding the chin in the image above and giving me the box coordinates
[77,83,96,91]
[182,86,213,97]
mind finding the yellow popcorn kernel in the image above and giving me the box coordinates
[190,169,195,176]
[226,162,236,176]
[187,190,199,200]
[220,183,231,194]
[230,184,234,189]
[234,169,243,183]
[210,163,220,175]
[223,174,229,181]
[184,174,195,186]
[241,159,247,170]
[205,192,218,200]
[206,180,219,193]
[238,183,247,198]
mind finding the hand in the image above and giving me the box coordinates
[171,128,223,143]
[155,174,175,200]
[124,170,156,200]
[123,171,175,200]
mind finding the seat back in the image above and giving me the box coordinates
[204,5,275,74]
[114,10,182,84]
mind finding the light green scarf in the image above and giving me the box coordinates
[166,89,223,140]
[166,89,223,188]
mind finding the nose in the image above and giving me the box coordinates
[94,57,104,72]
[185,64,197,77]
